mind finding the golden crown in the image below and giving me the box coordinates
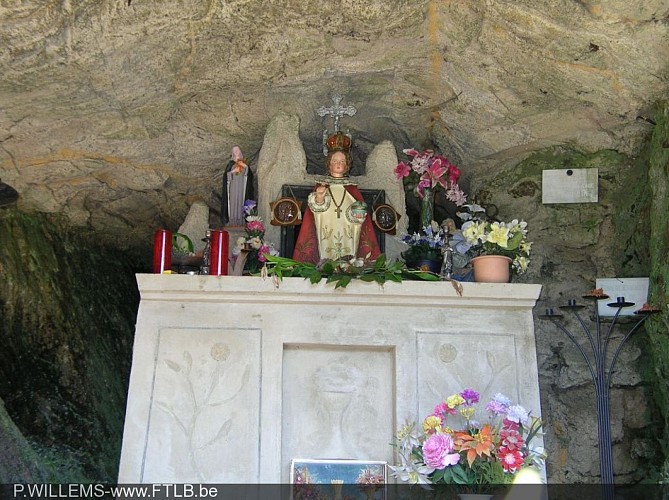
[326,132,352,153]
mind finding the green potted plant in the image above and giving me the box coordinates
[454,204,532,282]
[398,221,449,274]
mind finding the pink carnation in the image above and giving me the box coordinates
[422,433,460,469]
[432,402,458,420]
[498,446,525,473]
[246,220,265,233]
[447,163,461,184]
[502,418,520,431]
[500,428,525,451]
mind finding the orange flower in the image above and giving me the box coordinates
[231,159,248,174]
[453,424,495,467]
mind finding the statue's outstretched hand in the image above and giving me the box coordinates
[314,183,328,204]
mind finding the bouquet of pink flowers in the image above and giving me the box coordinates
[232,200,278,273]
[394,148,467,205]
[390,388,544,493]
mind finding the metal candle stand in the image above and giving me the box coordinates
[539,290,659,498]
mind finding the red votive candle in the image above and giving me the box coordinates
[209,229,229,276]
[153,229,172,274]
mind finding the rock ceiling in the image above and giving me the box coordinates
[1,0,667,249]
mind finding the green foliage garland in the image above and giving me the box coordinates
[263,253,441,288]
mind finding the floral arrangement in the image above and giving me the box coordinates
[394,148,467,205]
[456,204,532,275]
[390,388,544,493]
[232,200,278,273]
[398,221,448,263]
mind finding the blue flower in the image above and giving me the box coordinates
[450,232,472,255]
[242,199,257,216]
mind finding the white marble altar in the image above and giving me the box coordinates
[118,275,543,483]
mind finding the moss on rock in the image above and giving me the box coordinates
[464,120,666,482]
[645,103,669,476]
[0,209,139,482]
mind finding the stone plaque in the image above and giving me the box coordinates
[596,277,650,316]
[542,168,598,204]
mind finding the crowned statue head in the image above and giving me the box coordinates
[325,131,353,178]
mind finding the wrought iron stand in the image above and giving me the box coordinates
[539,290,658,499]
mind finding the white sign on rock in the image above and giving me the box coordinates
[542,168,598,204]
[596,277,650,317]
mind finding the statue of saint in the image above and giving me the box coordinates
[292,132,381,263]
[221,146,254,226]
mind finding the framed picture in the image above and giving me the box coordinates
[290,458,387,500]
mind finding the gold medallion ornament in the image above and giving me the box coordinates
[372,204,401,234]
[270,197,303,226]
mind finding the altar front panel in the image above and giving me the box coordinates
[118,275,543,483]
[141,327,261,483]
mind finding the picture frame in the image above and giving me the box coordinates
[290,458,387,500]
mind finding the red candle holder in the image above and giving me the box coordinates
[152,229,172,274]
[209,230,229,276]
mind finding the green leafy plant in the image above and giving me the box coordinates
[399,222,448,263]
[172,232,194,256]
[457,204,532,275]
[262,254,441,288]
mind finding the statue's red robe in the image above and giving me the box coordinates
[292,184,381,264]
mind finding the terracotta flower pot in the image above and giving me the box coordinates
[471,255,512,283]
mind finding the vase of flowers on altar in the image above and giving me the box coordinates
[453,204,532,282]
[398,221,448,274]
[390,388,544,496]
[394,148,468,228]
[232,200,278,274]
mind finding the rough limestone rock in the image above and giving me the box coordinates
[177,201,210,253]
[1,0,668,486]
[359,141,407,261]
[256,112,309,249]
[0,398,49,483]
[0,0,666,250]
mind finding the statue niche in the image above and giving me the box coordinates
[256,112,407,263]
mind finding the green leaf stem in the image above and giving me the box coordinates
[263,254,441,288]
